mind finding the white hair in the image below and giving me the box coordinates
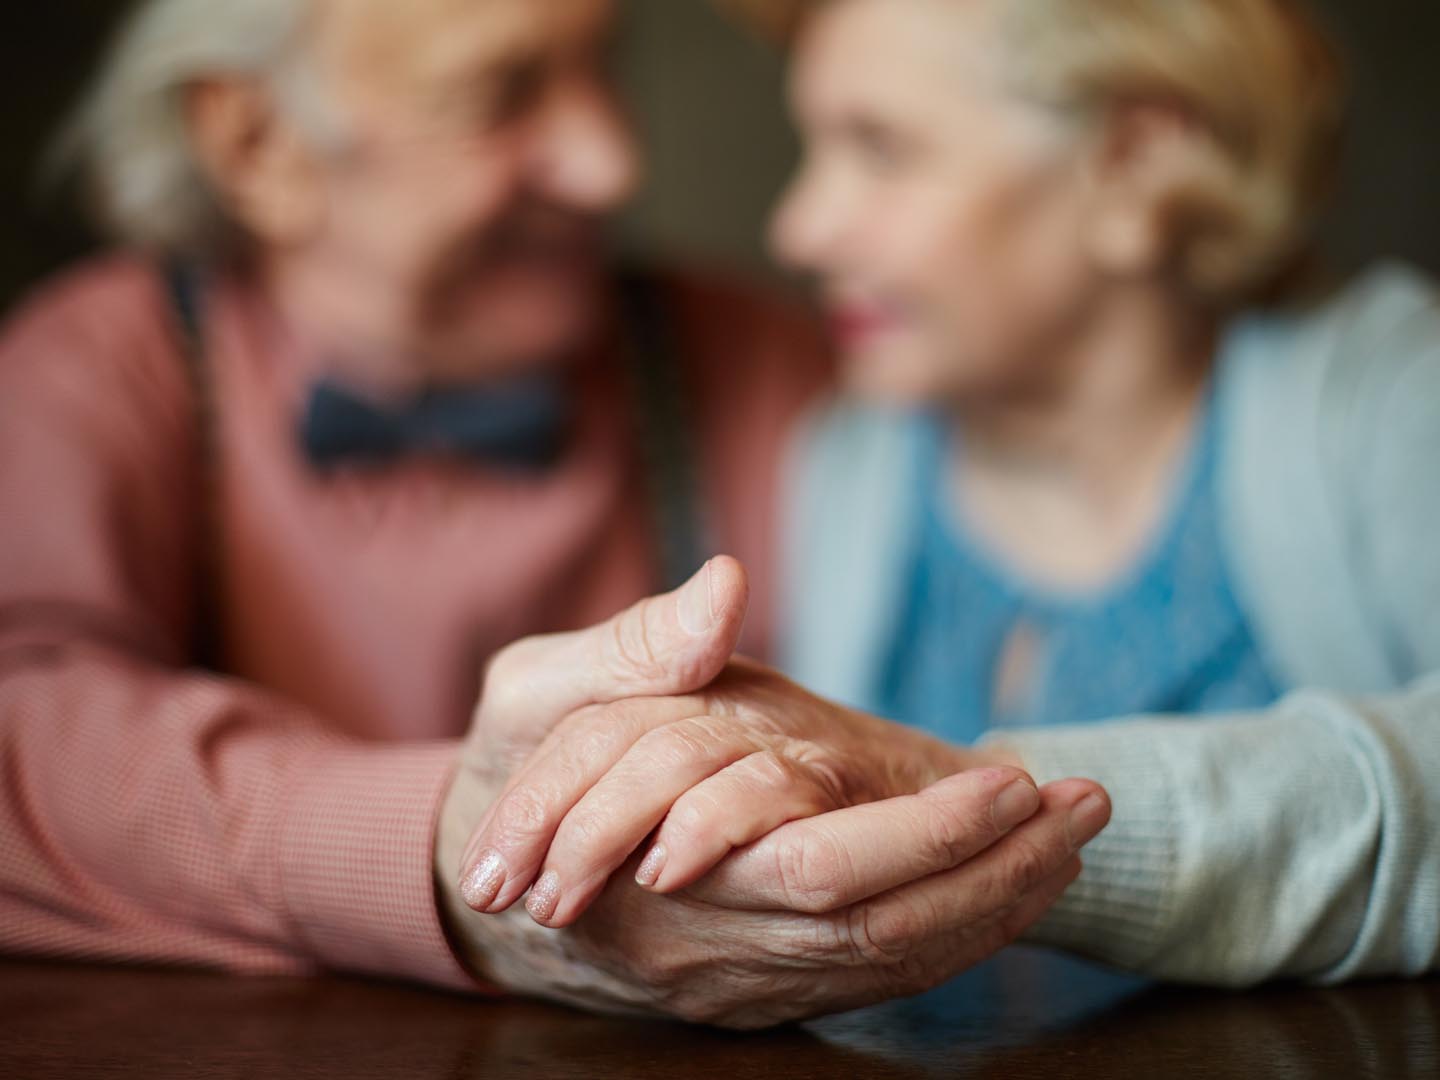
[51,0,345,260]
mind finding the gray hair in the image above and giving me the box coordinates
[51,0,343,260]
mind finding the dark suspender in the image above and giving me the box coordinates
[159,264,709,668]
[617,270,711,592]
[161,261,223,669]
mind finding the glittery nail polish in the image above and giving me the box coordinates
[526,871,562,924]
[459,849,505,911]
[635,844,667,888]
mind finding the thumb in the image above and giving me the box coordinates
[480,556,749,727]
[580,555,749,702]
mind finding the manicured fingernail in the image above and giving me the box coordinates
[1068,794,1110,848]
[991,780,1040,832]
[459,849,505,911]
[677,560,715,634]
[526,871,562,924]
[635,844,668,888]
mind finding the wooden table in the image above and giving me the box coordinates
[2,950,1435,1078]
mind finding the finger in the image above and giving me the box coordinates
[823,843,1086,981]
[525,722,822,927]
[688,766,1045,912]
[478,556,749,730]
[940,779,1108,920]
[637,749,845,896]
[687,854,1086,1025]
[859,780,1106,939]
[458,695,700,913]
[993,854,1084,944]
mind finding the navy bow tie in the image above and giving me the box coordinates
[299,374,571,471]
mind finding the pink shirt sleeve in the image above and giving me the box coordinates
[0,263,475,990]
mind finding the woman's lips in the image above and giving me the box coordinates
[828,302,902,346]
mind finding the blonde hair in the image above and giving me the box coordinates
[722,0,1346,305]
[49,0,342,261]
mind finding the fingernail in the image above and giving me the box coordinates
[991,780,1040,832]
[677,560,716,634]
[1067,794,1110,848]
[459,849,505,911]
[635,844,667,888]
[526,871,562,924]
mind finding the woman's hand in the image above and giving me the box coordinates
[458,658,1040,929]
[437,555,1110,1027]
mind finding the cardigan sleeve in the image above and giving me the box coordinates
[990,676,1440,985]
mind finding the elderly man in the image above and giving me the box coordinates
[0,0,1106,1026]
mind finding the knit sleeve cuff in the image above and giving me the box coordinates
[276,739,482,991]
[982,724,1181,970]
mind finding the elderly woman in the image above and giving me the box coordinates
[466,0,1439,993]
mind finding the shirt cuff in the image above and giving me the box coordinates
[982,724,1180,971]
[276,739,482,991]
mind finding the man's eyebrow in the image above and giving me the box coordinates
[424,14,549,85]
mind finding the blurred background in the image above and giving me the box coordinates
[3,0,1439,310]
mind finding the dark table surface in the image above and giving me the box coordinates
[2,949,1436,1079]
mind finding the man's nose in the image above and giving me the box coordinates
[528,84,641,212]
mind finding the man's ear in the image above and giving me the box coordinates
[1081,101,1210,280]
[184,77,327,248]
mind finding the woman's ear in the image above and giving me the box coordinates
[1081,102,1207,280]
[184,77,327,248]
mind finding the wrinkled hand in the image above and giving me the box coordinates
[443,771,1102,1028]
[436,558,1111,1027]
[458,658,1041,926]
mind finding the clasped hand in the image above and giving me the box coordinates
[436,558,1109,1027]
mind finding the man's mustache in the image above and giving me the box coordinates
[472,205,603,266]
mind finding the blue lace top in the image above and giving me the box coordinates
[877,395,1284,745]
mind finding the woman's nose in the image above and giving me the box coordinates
[769,166,841,273]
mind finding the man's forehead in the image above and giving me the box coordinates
[320,0,614,83]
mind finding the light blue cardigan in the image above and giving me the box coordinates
[780,265,1440,986]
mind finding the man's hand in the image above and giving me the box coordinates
[460,661,1037,927]
[442,771,1103,1028]
[460,556,752,785]
[435,557,1110,1027]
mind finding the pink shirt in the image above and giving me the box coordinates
[0,256,827,988]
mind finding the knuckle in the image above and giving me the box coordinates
[477,655,524,721]
[841,902,915,967]
[666,795,714,841]
[493,786,550,841]
[552,805,609,855]
[480,635,550,707]
[773,832,850,914]
[481,640,523,692]
[800,756,852,808]
[632,943,701,993]
[747,750,837,817]
[635,717,723,771]
[744,749,794,789]
[1000,835,1056,897]
[917,796,983,868]
[607,598,668,686]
